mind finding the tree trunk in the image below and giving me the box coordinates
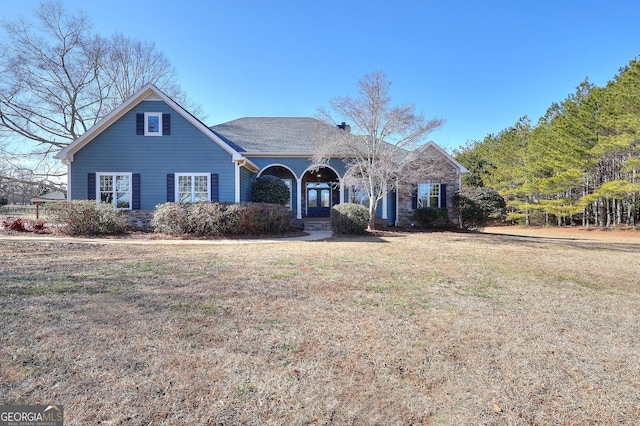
[368,205,376,230]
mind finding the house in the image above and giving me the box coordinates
[56,84,468,229]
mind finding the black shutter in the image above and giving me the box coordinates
[210,173,219,202]
[411,187,417,209]
[88,173,96,200]
[136,114,144,135]
[132,174,141,210]
[167,173,175,202]
[162,114,171,135]
[440,184,447,209]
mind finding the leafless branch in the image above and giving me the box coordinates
[314,71,445,229]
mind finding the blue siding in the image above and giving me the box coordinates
[239,167,256,202]
[70,101,236,209]
[247,157,347,179]
[373,198,383,218]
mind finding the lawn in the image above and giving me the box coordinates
[1,229,639,424]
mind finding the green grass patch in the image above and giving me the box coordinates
[171,300,219,319]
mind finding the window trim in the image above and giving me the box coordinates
[144,112,163,136]
[96,172,133,210]
[175,173,211,203]
[417,183,441,208]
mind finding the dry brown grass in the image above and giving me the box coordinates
[1,229,640,425]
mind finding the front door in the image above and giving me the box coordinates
[307,183,331,216]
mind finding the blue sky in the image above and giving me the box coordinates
[5,1,640,151]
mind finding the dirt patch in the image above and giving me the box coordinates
[483,225,640,243]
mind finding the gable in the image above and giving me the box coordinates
[56,84,246,163]
[418,142,469,174]
[71,100,235,166]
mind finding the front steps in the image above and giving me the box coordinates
[294,218,332,232]
[295,217,389,232]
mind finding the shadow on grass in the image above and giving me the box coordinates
[474,230,640,253]
[327,233,392,243]
[327,227,467,243]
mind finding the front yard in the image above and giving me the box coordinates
[1,229,639,424]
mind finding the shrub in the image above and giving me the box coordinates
[152,202,191,235]
[0,197,8,207]
[45,200,128,235]
[0,216,47,232]
[413,207,449,228]
[331,203,369,234]
[2,216,26,232]
[236,202,291,235]
[25,218,48,233]
[251,176,290,205]
[453,187,506,230]
[152,202,291,236]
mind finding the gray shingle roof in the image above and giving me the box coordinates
[210,117,345,154]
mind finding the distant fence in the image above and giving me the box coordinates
[0,204,38,217]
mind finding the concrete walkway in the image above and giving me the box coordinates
[0,230,334,245]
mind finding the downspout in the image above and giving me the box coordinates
[235,161,240,203]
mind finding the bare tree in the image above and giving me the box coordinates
[101,33,204,116]
[0,0,195,188]
[315,71,444,230]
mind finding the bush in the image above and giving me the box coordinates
[1,216,48,233]
[331,203,369,234]
[453,187,506,230]
[152,202,291,236]
[251,175,290,205]
[0,197,8,207]
[413,207,449,228]
[45,200,128,235]
[234,203,291,235]
[151,202,192,235]
[1,216,27,232]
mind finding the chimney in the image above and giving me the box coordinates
[337,122,351,132]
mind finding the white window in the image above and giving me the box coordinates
[350,186,370,209]
[282,178,292,210]
[417,183,440,208]
[176,173,210,203]
[97,173,132,209]
[144,112,163,136]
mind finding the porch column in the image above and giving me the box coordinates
[296,177,302,219]
[64,160,72,201]
[339,179,344,204]
[382,182,388,220]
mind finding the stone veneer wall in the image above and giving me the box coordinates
[126,210,155,231]
[396,160,462,227]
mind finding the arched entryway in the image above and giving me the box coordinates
[302,167,341,217]
[257,165,297,213]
